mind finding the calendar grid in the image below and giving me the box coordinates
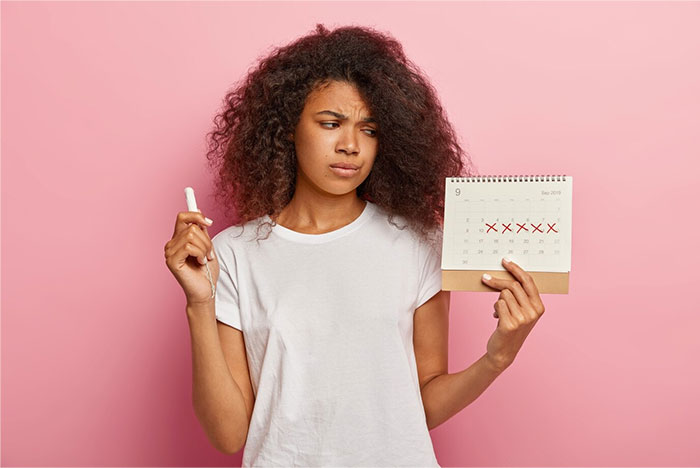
[442,176,572,273]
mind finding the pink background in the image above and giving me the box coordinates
[2,1,699,466]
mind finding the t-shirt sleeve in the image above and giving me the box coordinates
[212,234,242,331]
[414,228,444,310]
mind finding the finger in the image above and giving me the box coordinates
[500,279,531,311]
[200,225,214,259]
[494,299,514,329]
[171,224,213,264]
[184,242,211,266]
[173,211,213,238]
[482,270,529,308]
[501,257,542,305]
[192,226,214,260]
[165,230,210,267]
[173,211,213,240]
[187,224,215,262]
[499,289,526,322]
[482,272,525,303]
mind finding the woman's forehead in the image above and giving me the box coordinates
[305,81,371,114]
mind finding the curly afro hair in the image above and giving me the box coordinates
[205,23,476,244]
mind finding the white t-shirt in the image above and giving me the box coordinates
[211,200,443,467]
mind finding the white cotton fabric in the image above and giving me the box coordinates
[211,200,443,467]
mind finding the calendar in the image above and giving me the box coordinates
[441,175,572,294]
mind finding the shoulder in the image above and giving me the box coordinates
[211,215,273,252]
[368,203,410,234]
[370,203,442,252]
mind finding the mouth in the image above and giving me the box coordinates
[329,165,359,177]
[330,163,360,170]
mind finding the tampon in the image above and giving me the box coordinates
[185,186,199,212]
[184,186,216,299]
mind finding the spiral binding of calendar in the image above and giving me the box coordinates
[448,175,568,183]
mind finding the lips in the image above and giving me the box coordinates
[330,163,359,170]
[329,165,359,177]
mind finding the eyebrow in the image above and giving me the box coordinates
[316,110,377,123]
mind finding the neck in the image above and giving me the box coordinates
[273,194,367,234]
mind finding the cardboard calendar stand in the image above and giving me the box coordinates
[441,270,570,294]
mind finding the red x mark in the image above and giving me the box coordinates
[547,223,558,233]
[531,223,543,233]
[501,223,512,233]
[516,223,529,233]
[485,222,497,233]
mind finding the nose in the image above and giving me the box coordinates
[336,126,360,155]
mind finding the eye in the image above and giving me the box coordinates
[320,122,377,137]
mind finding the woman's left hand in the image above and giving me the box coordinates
[482,257,546,372]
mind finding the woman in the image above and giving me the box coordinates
[165,24,545,467]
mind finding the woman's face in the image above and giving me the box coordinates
[290,80,379,196]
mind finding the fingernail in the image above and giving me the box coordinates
[208,250,214,260]
[204,217,213,225]
[483,273,492,280]
[503,257,511,263]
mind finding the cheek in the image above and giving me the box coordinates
[364,152,378,170]
[295,129,334,158]
[294,147,330,177]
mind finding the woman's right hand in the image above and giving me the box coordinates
[164,211,220,306]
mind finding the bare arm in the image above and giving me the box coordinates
[414,290,505,430]
[187,302,249,454]
[423,257,548,430]
[421,354,504,430]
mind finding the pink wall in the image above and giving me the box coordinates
[2,1,699,466]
